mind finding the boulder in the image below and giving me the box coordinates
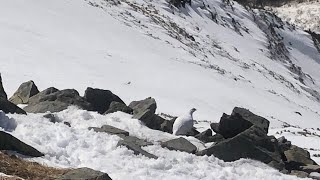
[309,172,320,180]
[57,167,112,180]
[89,125,129,136]
[161,137,197,154]
[277,136,291,152]
[0,131,44,157]
[9,80,39,104]
[300,165,320,173]
[117,139,157,159]
[160,119,174,133]
[284,145,317,170]
[195,129,223,143]
[210,122,219,134]
[43,113,59,123]
[196,125,284,170]
[0,98,26,114]
[119,135,153,147]
[104,101,133,115]
[0,74,7,99]
[129,97,157,115]
[289,170,309,178]
[218,113,253,139]
[24,89,93,113]
[84,87,124,114]
[231,107,270,133]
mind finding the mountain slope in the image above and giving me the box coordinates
[0,0,320,179]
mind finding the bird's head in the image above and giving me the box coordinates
[189,108,197,114]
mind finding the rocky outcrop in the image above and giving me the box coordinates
[9,80,39,105]
[104,101,133,115]
[57,167,112,180]
[0,131,44,157]
[0,74,7,99]
[24,89,93,113]
[161,137,197,154]
[284,145,317,170]
[0,98,26,114]
[117,139,158,159]
[84,87,124,114]
[195,129,224,143]
[89,125,129,136]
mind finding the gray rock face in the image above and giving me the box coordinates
[300,165,320,174]
[43,113,59,123]
[9,80,39,104]
[161,137,197,154]
[57,167,112,180]
[84,87,124,114]
[232,107,270,133]
[196,125,284,170]
[104,101,133,115]
[129,97,157,115]
[195,129,219,143]
[0,98,27,114]
[119,135,153,147]
[289,170,309,178]
[284,145,317,170]
[217,113,253,139]
[117,139,157,159]
[24,89,93,113]
[0,131,44,157]
[0,74,7,99]
[89,125,129,136]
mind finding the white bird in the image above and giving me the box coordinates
[172,108,197,135]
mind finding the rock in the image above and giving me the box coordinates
[129,97,157,115]
[89,125,129,136]
[9,80,39,104]
[289,170,309,178]
[43,113,59,123]
[117,139,158,159]
[300,165,320,173]
[104,101,133,114]
[24,89,93,113]
[161,137,197,154]
[284,145,317,170]
[63,122,71,127]
[196,125,284,170]
[57,167,112,180]
[277,136,291,151]
[231,107,270,133]
[0,74,7,99]
[218,113,253,139]
[195,129,223,143]
[119,135,153,147]
[0,98,27,114]
[159,119,174,133]
[309,172,320,180]
[0,131,44,157]
[84,87,124,114]
[185,127,200,136]
[210,122,219,134]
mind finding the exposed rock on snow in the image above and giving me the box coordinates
[172,108,196,136]
[28,87,59,104]
[0,131,43,157]
[117,139,158,159]
[9,80,39,105]
[104,101,133,115]
[194,129,223,143]
[284,145,317,169]
[0,98,26,115]
[84,87,124,114]
[89,125,130,136]
[24,89,92,113]
[161,137,197,154]
[0,74,7,100]
[57,167,112,180]
[129,97,157,115]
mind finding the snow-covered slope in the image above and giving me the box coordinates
[272,0,320,33]
[0,0,320,179]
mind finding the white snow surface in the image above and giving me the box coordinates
[272,1,320,33]
[0,0,320,179]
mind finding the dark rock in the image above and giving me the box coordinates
[160,119,174,133]
[161,137,197,154]
[186,127,200,136]
[290,170,308,178]
[63,122,71,127]
[210,123,219,134]
[284,145,317,170]
[119,135,153,147]
[195,129,223,143]
[300,165,320,173]
[84,87,124,114]
[196,125,285,170]
[277,136,291,151]
[218,113,253,139]
[0,74,7,99]
[89,125,129,136]
[104,101,133,115]
[0,98,27,114]
[57,167,112,180]
[24,89,93,113]
[129,97,157,115]
[0,131,44,157]
[117,139,157,159]
[231,107,270,133]
[43,113,59,123]
[9,80,39,104]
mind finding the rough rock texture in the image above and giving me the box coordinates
[9,80,39,104]
[24,89,93,113]
[0,131,44,157]
[217,113,253,139]
[195,129,220,143]
[129,97,157,115]
[289,170,309,178]
[104,101,133,115]
[57,167,112,180]
[284,145,317,170]
[43,113,60,123]
[117,139,158,159]
[300,165,320,174]
[0,98,27,114]
[0,74,7,99]
[161,137,197,154]
[196,125,284,170]
[89,125,129,136]
[28,87,59,104]
[84,87,124,114]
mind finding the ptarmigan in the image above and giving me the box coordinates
[172,108,196,135]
